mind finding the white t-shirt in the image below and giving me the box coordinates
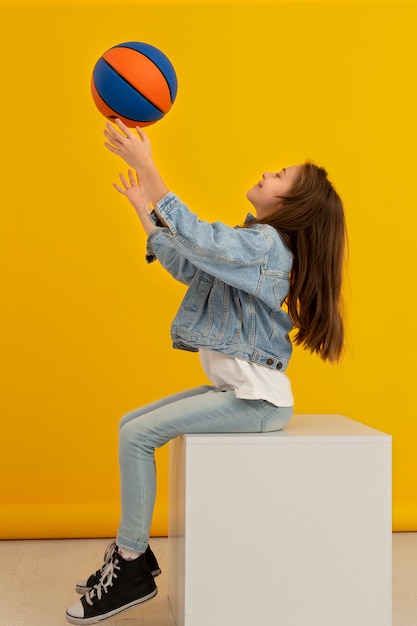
[199,349,293,407]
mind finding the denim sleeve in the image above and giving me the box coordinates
[147,192,274,287]
[146,228,199,286]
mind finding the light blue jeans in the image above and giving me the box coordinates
[117,385,293,553]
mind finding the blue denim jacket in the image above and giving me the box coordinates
[146,192,294,372]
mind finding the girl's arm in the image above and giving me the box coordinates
[104,118,168,211]
[114,169,199,286]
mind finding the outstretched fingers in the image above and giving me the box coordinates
[113,169,140,195]
[119,172,129,188]
[128,169,138,186]
[112,180,125,194]
[113,172,129,194]
[114,118,134,137]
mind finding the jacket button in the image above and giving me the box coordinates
[266,358,273,365]
[276,362,283,370]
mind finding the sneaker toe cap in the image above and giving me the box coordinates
[76,578,88,588]
[66,599,84,619]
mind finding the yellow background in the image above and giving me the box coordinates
[0,0,416,538]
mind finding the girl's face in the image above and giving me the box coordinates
[246,165,301,218]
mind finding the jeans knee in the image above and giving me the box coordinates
[119,419,155,457]
[119,410,136,433]
[118,421,130,454]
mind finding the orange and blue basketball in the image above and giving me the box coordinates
[91,41,178,127]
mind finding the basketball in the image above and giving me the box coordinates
[91,41,178,127]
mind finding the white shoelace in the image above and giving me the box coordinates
[103,541,117,565]
[94,541,117,579]
[85,559,121,606]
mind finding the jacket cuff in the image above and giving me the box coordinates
[145,229,161,264]
[156,191,178,218]
[148,209,165,227]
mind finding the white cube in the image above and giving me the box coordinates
[168,414,392,626]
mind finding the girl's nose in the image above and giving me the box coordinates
[262,172,272,179]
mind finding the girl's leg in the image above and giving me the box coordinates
[118,385,214,431]
[66,389,292,624]
[66,387,217,624]
[118,388,292,552]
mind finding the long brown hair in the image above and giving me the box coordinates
[250,162,347,363]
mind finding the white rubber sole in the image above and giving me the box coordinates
[65,587,158,625]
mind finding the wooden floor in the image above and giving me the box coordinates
[0,534,416,625]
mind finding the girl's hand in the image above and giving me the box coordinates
[104,119,152,170]
[105,117,169,208]
[113,169,151,213]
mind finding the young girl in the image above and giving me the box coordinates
[66,119,347,624]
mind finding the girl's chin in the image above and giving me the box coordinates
[245,197,257,212]
[246,188,257,202]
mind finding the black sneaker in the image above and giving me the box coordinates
[75,542,161,594]
[66,552,157,624]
